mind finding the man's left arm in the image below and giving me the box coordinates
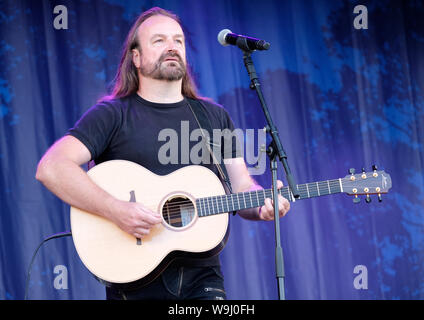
[224,157,290,221]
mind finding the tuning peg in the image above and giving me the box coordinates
[349,168,356,175]
[378,194,382,202]
[372,165,379,177]
[365,194,372,203]
[353,195,360,204]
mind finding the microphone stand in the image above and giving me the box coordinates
[241,48,300,300]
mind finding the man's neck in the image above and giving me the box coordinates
[137,76,184,104]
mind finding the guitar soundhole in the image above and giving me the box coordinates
[162,196,195,228]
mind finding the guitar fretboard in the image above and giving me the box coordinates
[196,178,343,217]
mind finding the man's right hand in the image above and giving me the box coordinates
[36,136,163,240]
[109,200,163,239]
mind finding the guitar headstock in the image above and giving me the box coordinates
[342,165,392,203]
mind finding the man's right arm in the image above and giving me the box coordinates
[35,135,162,238]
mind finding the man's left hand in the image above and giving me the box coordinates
[258,180,290,220]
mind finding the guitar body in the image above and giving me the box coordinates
[70,160,229,289]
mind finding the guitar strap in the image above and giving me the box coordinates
[186,98,236,215]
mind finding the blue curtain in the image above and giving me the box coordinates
[1,0,423,300]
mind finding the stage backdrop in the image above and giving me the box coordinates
[1,0,423,300]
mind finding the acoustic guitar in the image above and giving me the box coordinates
[70,160,391,289]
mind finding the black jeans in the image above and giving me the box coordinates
[105,265,226,300]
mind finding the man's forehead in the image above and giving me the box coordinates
[138,15,184,38]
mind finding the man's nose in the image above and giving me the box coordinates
[165,38,181,52]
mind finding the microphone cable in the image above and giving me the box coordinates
[24,231,72,300]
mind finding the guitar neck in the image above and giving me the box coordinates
[196,178,343,217]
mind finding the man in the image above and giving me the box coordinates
[36,7,290,300]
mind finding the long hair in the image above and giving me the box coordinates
[106,7,199,101]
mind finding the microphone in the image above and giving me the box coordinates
[217,29,270,51]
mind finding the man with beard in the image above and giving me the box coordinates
[36,7,290,300]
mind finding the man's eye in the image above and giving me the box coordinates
[154,39,163,43]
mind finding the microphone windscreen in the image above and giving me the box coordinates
[217,29,232,46]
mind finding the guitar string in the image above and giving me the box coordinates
[120,176,370,215]
[142,175,382,219]
[157,180,346,219]
[143,177,380,220]
[157,180,344,208]
[139,179,346,211]
[154,180,345,211]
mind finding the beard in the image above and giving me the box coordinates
[140,51,186,81]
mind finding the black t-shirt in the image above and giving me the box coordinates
[67,93,241,267]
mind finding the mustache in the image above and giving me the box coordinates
[159,51,185,65]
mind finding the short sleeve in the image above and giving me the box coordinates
[66,102,122,161]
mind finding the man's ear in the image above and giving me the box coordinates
[132,49,141,69]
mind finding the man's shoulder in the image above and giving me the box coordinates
[190,97,228,116]
[84,95,136,117]
[95,94,133,109]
